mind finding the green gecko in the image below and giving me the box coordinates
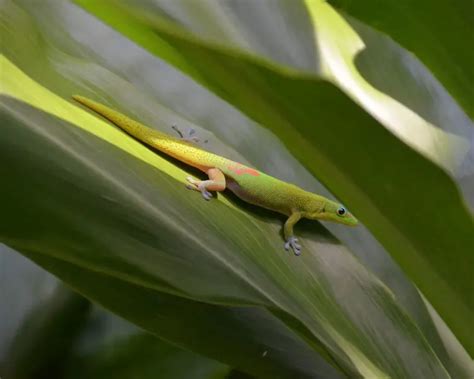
[73,95,358,255]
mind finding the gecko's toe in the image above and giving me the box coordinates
[201,190,213,200]
[284,237,302,256]
[186,176,198,184]
[172,125,207,144]
[198,183,213,200]
[171,124,184,138]
[185,176,199,191]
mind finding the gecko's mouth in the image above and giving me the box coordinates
[344,214,359,226]
[314,211,359,226]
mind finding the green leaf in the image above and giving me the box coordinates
[29,252,341,379]
[1,285,90,379]
[0,81,449,378]
[1,0,471,376]
[0,246,57,363]
[73,0,474,356]
[0,246,91,379]
[328,0,474,119]
[65,331,230,379]
[62,307,230,379]
[0,246,232,379]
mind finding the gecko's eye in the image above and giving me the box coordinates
[337,207,346,216]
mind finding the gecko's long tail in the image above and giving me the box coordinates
[72,95,174,144]
[72,95,219,172]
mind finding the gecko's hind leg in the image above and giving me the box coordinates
[283,212,302,256]
[172,124,208,144]
[186,168,226,201]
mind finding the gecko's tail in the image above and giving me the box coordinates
[72,95,173,144]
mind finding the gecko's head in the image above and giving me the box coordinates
[309,200,358,226]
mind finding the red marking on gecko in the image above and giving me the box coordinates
[228,164,260,176]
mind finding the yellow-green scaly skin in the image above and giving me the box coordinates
[73,95,358,255]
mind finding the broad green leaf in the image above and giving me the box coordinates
[1,0,471,376]
[65,331,230,379]
[62,307,230,379]
[83,0,471,175]
[65,0,474,207]
[328,0,474,119]
[0,78,450,378]
[74,0,474,356]
[0,246,231,379]
[0,245,92,378]
[1,283,91,379]
[0,245,58,362]
[108,0,473,120]
[338,16,474,210]
[30,252,342,379]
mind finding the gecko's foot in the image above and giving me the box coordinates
[172,124,208,144]
[186,176,213,201]
[284,236,301,256]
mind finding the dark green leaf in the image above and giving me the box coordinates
[328,0,474,118]
[74,0,474,356]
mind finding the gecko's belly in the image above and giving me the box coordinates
[226,179,291,216]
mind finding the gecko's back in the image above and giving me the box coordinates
[223,167,315,216]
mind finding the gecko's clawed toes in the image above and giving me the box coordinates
[185,176,199,191]
[186,177,214,200]
[172,124,204,144]
[284,237,302,256]
[198,183,213,200]
[186,176,198,184]
[171,124,184,138]
[202,190,213,200]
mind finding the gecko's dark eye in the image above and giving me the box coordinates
[337,207,346,216]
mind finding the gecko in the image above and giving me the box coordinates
[73,95,358,255]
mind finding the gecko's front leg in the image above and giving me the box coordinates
[186,168,226,200]
[283,212,302,256]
